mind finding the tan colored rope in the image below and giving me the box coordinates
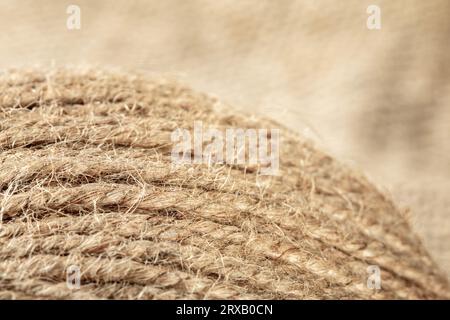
[0,69,448,299]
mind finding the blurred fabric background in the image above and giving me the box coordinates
[1,0,449,278]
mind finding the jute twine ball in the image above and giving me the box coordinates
[0,69,448,299]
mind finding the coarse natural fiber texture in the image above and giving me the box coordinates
[0,68,448,300]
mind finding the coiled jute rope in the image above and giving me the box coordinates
[0,69,448,299]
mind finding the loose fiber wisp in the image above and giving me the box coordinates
[0,69,448,299]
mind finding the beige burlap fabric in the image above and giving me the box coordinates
[0,69,448,299]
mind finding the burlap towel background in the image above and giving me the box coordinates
[0,0,449,278]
